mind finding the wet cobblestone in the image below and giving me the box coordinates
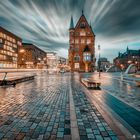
[0,73,120,140]
[0,74,71,140]
[71,75,119,140]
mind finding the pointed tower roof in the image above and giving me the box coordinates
[82,9,84,15]
[74,11,95,36]
[69,16,74,29]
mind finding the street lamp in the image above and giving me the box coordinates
[98,45,101,78]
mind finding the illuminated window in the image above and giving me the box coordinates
[80,31,86,36]
[7,36,10,40]
[83,53,91,61]
[17,41,22,46]
[74,55,80,61]
[81,39,85,44]
[74,63,79,69]
[70,39,74,44]
[75,39,79,44]
[3,34,6,39]
[87,32,90,35]
[0,38,2,43]
[87,39,91,44]
[0,32,2,38]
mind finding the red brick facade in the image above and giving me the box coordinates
[68,13,95,72]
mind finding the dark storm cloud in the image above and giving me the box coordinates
[0,0,139,59]
[95,0,140,37]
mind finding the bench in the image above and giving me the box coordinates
[81,78,101,90]
[0,75,35,86]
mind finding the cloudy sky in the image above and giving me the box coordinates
[0,0,140,61]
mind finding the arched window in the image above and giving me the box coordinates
[74,55,80,62]
[83,53,91,61]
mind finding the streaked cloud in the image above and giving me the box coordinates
[0,0,140,61]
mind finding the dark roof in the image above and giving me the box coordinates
[69,16,74,29]
[117,47,140,58]
[99,58,108,62]
[127,49,140,55]
[22,43,46,54]
[22,43,33,45]
[83,45,90,52]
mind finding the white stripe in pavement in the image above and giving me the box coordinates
[69,78,80,140]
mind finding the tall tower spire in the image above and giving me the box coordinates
[82,9,84,15]
[70,16,74,29]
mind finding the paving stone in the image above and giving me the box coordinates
[58,128,64,132]
[57,132,64,138]
[64,135,71,140]
[46,126,53,132]
[0,133,4,139]
[86,128,92,133]
[87,133,95,139]
[95,135,103,140]
[16,132,25,140]
[64,128,71,135]
[101,131,108,137]
[80,135,88,140]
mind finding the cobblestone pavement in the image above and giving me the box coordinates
[0,72,119,140]
[80,72,140,138]
[71,75,118,140]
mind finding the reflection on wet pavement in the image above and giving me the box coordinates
[81,72,140,111]
[81,72,140,137]
[0,72,119,140]
[71,75,118,140]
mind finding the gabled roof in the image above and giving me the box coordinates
[75,14,89,29]
[74,13,95,36]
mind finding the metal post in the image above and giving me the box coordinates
[98,45,101,78]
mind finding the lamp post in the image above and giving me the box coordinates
[98,45,101,78]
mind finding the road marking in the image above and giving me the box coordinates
[69,78,80,140]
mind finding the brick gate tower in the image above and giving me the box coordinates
[68,11,96,72]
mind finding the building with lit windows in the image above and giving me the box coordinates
[113,47,140,71]
[68,11,96,72]
[0,26,22,68]
[98,57,111,72]
[46,52,58,69]
[18,43,46,69]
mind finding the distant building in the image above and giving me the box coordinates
[58,57,67,65]
[68,11,96,72]
[98,57,111,72]
[46,52,58,69]
[0,26,22,69]
[113,47,140,71]
[18,43,46,69]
